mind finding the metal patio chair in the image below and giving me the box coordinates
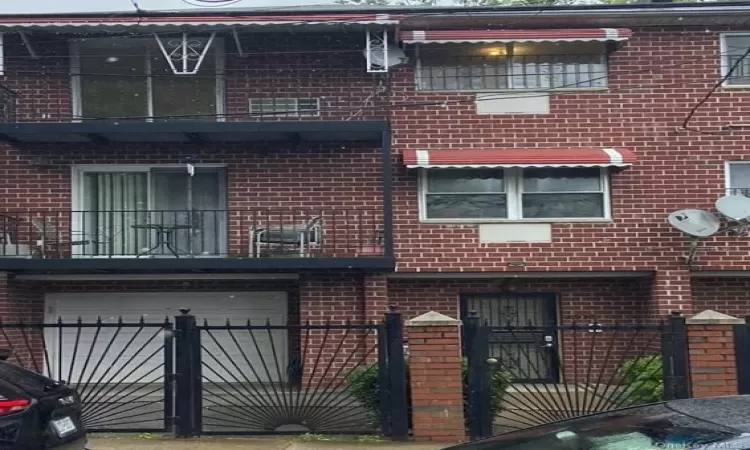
[249,216,322,258]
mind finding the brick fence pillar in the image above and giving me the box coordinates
[685,310,744,398]
[406,311,465,444]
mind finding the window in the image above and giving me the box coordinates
[721,34,750,86]
[71,37,224,121]
[72,166,227,257]
[249,98,320,117]
[421,167,608,221]
[726,162,750,196]
[416,42,608,91]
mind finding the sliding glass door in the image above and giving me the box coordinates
[75,167,226,257]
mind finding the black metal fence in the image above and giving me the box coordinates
[0,318,173,432]
[463,312,690,440]
[0,311,408,439]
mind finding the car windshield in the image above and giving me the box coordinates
[462,403,740,450]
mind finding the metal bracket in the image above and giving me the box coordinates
[153,31,216,75]
[232,29,245,57]
[684,237,701,266]
[19,32,38,59]
[366,28,388,73]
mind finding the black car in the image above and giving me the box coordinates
[0,351,87,450]
[445,395,750,450]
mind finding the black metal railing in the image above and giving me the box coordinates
[0,209,385,259]
[7,70,388,123]
[463,312,689,439]
[0,84,17,123]
[417,54,608,91]
[727,187,750,196]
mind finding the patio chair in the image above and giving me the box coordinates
[249,216,322,258]
[0,214,31,257]
[32,218,120,258]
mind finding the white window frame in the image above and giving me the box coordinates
[69,37,226,122]
[719,32,750,89]
[417,167,612,223]
[414,42,610,93]
[725,161,750,195]
[70,164,229,258]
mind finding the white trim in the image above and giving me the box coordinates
[719,32,750,89]
[69,37,226,120]
[602,147,624,165]
[725,160,750,191]
[417,166,611,223]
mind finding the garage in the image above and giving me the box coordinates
[44,291,289,383]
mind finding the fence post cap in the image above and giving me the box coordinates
[405,311,461,327]
[686,309,744,325]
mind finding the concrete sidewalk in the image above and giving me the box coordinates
[88,436,447,450]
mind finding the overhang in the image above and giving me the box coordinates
[0,121,389,144]
[398,28,632,44]
[401,148,635,169]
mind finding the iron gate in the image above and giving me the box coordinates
[0,318,174,433]
[464,312,690,440]
[0,310,408,439]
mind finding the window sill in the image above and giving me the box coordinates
[419,218,613,225]
[721,83,750,90]
[413,87,610,94]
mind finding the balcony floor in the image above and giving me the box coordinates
[0,120,388,145]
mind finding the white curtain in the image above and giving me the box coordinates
[82,173,148,256]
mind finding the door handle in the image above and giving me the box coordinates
[541,335,554,348]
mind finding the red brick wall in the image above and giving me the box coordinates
[389,26,750,273]
[693,277,750,318]
[4,28,750,272]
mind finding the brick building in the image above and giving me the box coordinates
[0,1,749,388]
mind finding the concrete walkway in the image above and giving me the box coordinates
[88,436,447,450]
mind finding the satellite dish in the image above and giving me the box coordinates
[716,195,750,221]
[667,209,720,237]
[362,45,409,69]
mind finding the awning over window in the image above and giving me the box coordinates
[402,148,635,169]
[398,28,632,44]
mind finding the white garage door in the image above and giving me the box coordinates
[44,292,288,384]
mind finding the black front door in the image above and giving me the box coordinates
[461,293,558,383]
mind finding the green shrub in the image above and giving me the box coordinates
[344,357,513,430]
[616,355,663,406]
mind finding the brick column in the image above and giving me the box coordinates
[650,268,693,319]
[406,311,465,444]
[686,310,743,398]
[363,273,388,324]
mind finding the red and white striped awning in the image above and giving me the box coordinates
[398,28,632,44]
[402,148,635,169]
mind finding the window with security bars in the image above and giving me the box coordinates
[416,42,608,91]
[722,34,750,86]
[249,98,320,117]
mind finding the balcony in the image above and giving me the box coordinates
[0,209,392,272]
[0,68,389,145]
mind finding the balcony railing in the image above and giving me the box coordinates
[1,69,389,124]
[0,85,16,123]
[0,209,385,259]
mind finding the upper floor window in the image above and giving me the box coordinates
[727,162,750,196]
[416,42,608,92]
[722,34,750,87]
[420,167,609,221]
[71,37,224,121]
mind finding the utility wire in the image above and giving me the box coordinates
[679,46,750,136]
